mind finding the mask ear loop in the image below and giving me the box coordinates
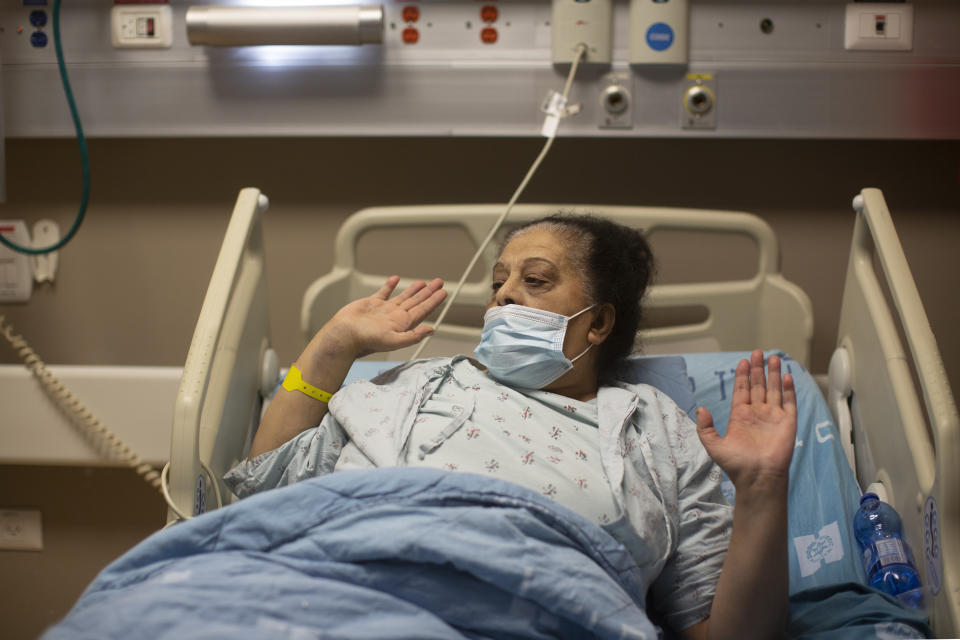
[567,303,597,321]
[569,342,593,363]
[563,304,598,364]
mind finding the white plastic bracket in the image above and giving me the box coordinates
[259,346,279,398]
[31,220,60,283]
[540,90,581,137]
[828,347,857,474]
[865,480,889,504]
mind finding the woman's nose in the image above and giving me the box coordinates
[495,279,520,306]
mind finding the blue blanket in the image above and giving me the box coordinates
[43,468,660,639]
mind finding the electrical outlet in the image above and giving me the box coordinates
[844,3,913,51]
[0,510,44,551]
[111,4,174,49]
[0,221,34,303]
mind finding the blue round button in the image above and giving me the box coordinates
[30,30,48,48]
[646,22,674,51]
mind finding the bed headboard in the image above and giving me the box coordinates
[301,204,814,367]
[167,197,814,518]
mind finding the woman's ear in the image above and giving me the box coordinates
[588,303,616,345]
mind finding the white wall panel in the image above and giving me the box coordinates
[2,0,958,139]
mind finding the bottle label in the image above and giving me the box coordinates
[874,538,908,567]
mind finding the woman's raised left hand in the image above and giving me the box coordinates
[695,349,797,492]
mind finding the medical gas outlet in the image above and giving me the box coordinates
[681,74,716,130]
[599,75,632,130]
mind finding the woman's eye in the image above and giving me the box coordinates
[524,276,546,286]
[491,281,503,292]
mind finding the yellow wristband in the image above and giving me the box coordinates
[282,365,333,403]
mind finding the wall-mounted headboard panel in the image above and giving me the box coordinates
[3,1,958,139]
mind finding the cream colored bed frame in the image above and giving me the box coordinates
[166,187,957,636]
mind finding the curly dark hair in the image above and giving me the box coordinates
[500,214,656,375]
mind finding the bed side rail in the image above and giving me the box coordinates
[301,204,813,367]
[831,187,959,636]
[167,188,276,524]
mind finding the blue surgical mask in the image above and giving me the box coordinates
[474,304,595,389]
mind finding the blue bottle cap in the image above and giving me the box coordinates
[860,492,879,505]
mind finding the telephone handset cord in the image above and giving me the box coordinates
[0,315,221,520]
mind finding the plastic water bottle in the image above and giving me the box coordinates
[853,492,924,608]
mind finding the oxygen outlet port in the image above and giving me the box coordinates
[684,84,714,116]
[602,85,630,115]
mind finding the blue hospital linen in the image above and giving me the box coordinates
[683,351,868,593]
[684,351,929,637]
[226,355,731,632]
[42,468,662,639]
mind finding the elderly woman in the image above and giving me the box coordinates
[228,214,796,640]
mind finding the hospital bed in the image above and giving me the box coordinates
[157,187,957,637]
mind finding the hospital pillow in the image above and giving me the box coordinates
[682,351,868,596]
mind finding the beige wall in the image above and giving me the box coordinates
[0,465,166,639]
[1,137,958,637]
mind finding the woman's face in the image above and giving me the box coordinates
[487,227,592,316]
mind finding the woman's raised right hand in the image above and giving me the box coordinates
[322,276,447,359]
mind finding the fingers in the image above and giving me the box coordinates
[392,278,428,304]
[373,275,401,300]
[767,354,782,407]
[750,349,767,405]
[783,373,798,417]
[392,278,444,309]
[695,407,720,453]
[380,324,435,351]
[731,358,751,408]
[733,350,788,409]
[402,278,446,320]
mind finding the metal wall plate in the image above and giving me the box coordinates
[681,73,717,130]
[599,72,632,130]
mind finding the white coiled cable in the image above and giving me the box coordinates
[1,314,222,520]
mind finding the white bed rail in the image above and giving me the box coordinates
[302,204,814,367]
[166,188,277,523]
[831,188,959,636]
